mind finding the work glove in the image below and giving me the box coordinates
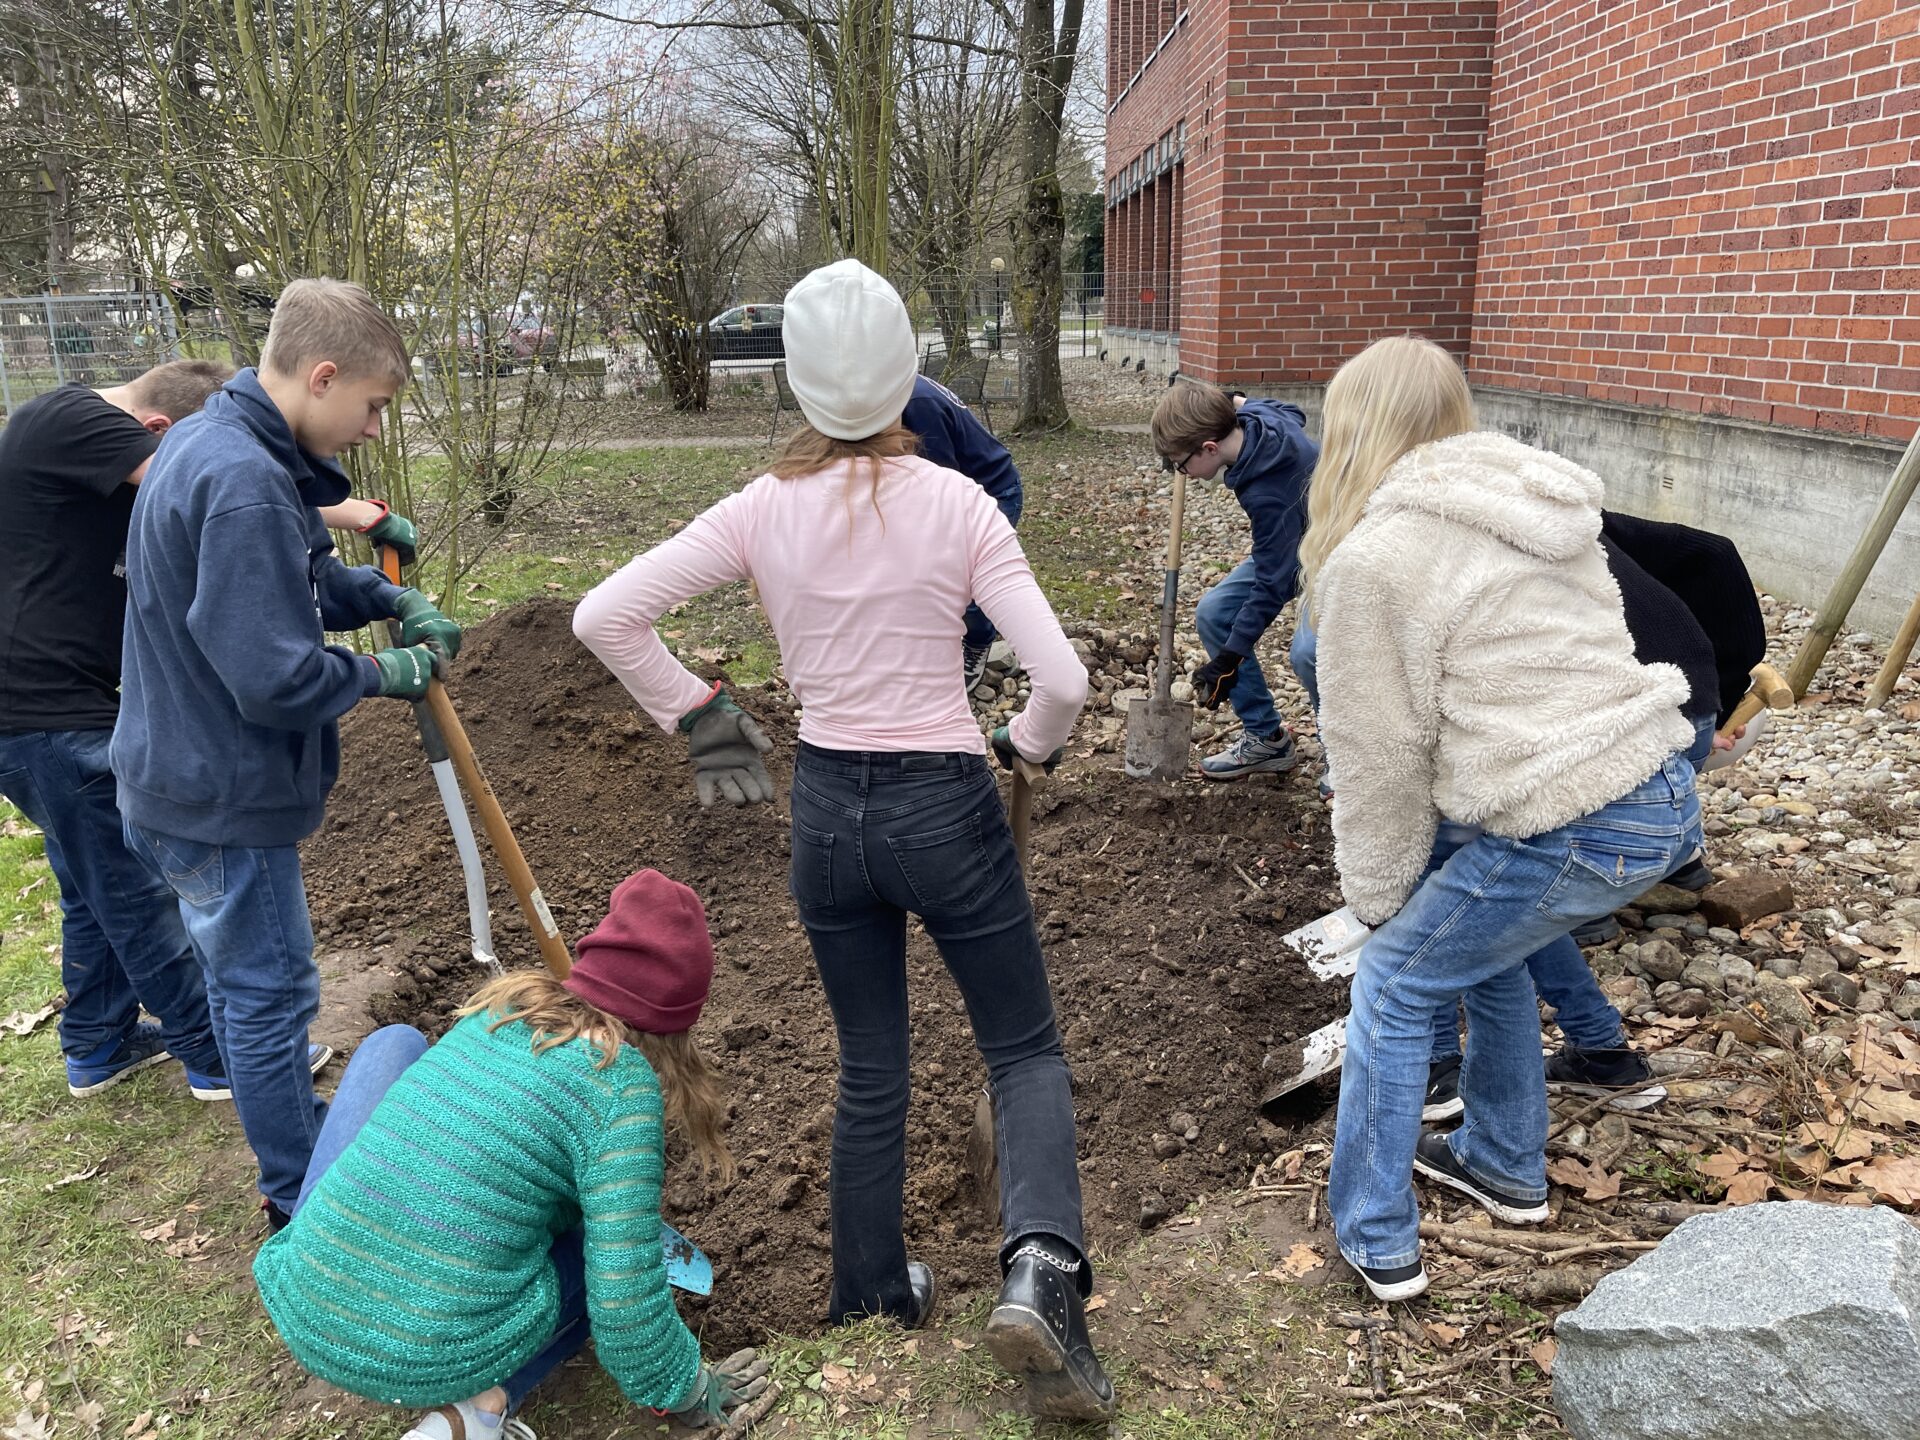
[990,725,1063,775]
[394,588,463,661]
[679,688,776,808]
[368,644,444,700]
[364,508,418,568]
[669,1349,774,1430]
[1191,649,1244,708]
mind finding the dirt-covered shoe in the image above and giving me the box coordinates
[1545,1044,1666,1111]
[1571,914,1622,947]
[963,643,991,695]
[906,1260,937,1329]
[1200,728,1299,781]
[1346,1254,1429,1302]
[1412,1130,1549,1224]
[1422,1055,1464,1123]
[189,1041,335,1101]
[1663,855,1713,891]
[985,1235,1116,1421]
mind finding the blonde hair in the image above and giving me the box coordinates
[261,277,410,385]
[458,971,734,1183]
[1150,381,1237,462]
[769,420,918,533]
[127,358,234,420]
[1297,335,1476,606]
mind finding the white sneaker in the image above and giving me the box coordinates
[1200,728,1300,780]
[400,1403,535,1440]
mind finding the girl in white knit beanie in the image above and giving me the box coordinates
[1302,335,1702,1301]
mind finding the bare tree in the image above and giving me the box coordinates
[1008,0,1083,432]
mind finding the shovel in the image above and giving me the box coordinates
[1124,464,1194,780]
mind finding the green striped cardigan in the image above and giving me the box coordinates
[253,1014,701,1409]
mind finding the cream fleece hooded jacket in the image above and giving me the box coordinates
[1316,431,1693,925]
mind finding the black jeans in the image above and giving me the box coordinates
[790,743,1088,1323]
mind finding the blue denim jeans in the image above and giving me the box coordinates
[293,1025,588,1412]
[0,729,222,1071]
[1195,558,1282,738]
[123,822,327,1211]
[1332,755,1701,1268]
[963,602,997,654]
[1430,715,1717,1059]
[789,743,1088,1322]
[1289,609,1320,713]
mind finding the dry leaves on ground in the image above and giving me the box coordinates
[1547,1156,1622,1200]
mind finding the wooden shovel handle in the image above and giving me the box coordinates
[1008,755,1047,873]
[381,547,572,978]
[1719,662,1794,738]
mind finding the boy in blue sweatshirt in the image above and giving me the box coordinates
[1149,382,1318,779]
[111,278,460,1229]
[900,373,1023,691]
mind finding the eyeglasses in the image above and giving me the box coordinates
[1166,448,1198,476]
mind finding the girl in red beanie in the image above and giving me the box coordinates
[253,870,773,1440]
[574,260,1114,1421]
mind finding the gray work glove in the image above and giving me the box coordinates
[669,1348,775,1430]
[677,688,775,808]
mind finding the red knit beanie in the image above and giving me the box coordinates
[563,870,714,1035]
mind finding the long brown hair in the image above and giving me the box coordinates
[769,420,918,536]
[459,972,734,1183]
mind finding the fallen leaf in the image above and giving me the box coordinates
[73,1400,104,1434]
[1429,1322,1465,1349]
[1694,1149,1755,1181]
[820,1362,852,1392]
[1848,1084,1920,1130]
[1848,1154,1920,1205]
[1793,1120,1877,1162]
[0,1005,56,1037]
[1083,1293,1108,1312]
[137,1219,176,1244]
[1726,1170,1773,1205]
[1280,1242,1325,1278]
[1530,1337,1559,1376]
[123,1412,153,1440]
[3,1410,52,1440]
[183,1334,202,1349]
[44,1164,101,1192]
[1547,1156,1622,1199]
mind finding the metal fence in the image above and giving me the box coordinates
[0,292,181,417]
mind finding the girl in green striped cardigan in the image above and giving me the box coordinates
[253,870,772,1439]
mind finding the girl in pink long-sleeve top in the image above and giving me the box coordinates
[573,260,1113,1422]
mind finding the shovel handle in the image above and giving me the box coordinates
[381,547,572,979]
[1008,755,1047,873]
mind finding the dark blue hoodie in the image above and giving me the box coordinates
[111,369,406,847]
[901,375,1022,524]
[1219,399,1318,657]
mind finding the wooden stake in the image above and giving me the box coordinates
[1786,427,1920,699]
[1865,583,1920,711]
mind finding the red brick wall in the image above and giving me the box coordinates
[1468,0,1920,441]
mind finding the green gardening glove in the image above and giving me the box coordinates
[393,588,463,661]
[369,644,444,700]
[669,1350,773,1430]
[366,509,418,567]
[678,688,776,809]
[990,725,1064,775]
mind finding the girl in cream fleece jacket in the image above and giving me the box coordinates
[1302,336,1702,1301]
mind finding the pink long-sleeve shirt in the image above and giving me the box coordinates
[573,455,1088,758]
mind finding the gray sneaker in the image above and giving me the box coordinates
[963,643,991,694]
[1200,728,1299,780]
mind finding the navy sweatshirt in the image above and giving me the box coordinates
[1220,400,1318,657]
[901,375,1022,525]
[111,369,406,847]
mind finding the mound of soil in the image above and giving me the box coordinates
[303,599,1345,1347]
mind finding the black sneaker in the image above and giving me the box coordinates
[1422,1055,1464,1123]
[1663,855,1713,891]
[1545,1045,1666,1111]
[1412,1130,1549,1224]
[1345,1254,1429,1302]
[906,1259,936,1329]
[963,643,992,694]
[1571,914,1622,946]
[984,1235,1116,1421]
[262,1199,293,1235]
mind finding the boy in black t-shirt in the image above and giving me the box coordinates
[0,361,414,1101]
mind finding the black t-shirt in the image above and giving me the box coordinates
[0,385,160,731]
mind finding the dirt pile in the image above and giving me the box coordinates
[302,598,1345,1347]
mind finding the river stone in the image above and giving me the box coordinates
[1553,1202,1920,1440]
[1752,973,1815,1028]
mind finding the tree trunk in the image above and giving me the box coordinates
[1009,0,1082,433]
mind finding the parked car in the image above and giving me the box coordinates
[457,308,559,372]
[704,303,784,361]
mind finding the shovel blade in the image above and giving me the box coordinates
[661,1221,713,1295]
[1258,1017,1349,1119]
[1123,696,1194,781]
[1282,906,1372,981]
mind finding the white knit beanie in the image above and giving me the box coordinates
[780,260,917,440]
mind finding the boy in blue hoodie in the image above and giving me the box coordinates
[900,372,1023,691]
[1149,381,1318,779]
[112,278,460,1229]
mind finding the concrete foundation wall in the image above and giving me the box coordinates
[1214,378,1916,636]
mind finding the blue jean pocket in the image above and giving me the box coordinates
[143,830,227,907]
[1538,838,1673,924]
[790,819,836,909]
[888,812,995,916]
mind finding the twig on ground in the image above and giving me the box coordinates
[1334,1312,1390,1400]
[1537,1239,1660,1265]
[1232,862,1265,897]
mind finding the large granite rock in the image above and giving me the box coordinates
[1554,1202,1920,1439]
